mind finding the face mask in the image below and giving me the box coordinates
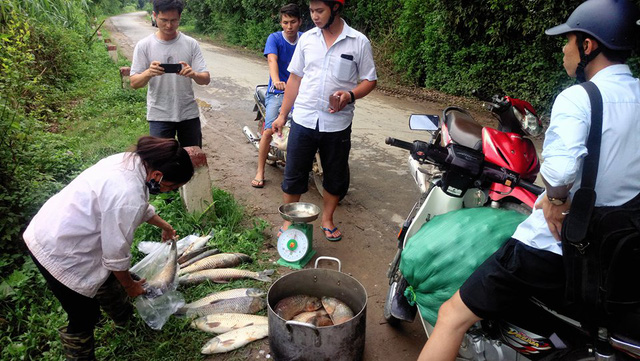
[146,176,163,195]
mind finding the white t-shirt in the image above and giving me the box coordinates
[513,65,640,255]
[23,153,156,297]
[288,20,377,132]
[131,32,208,122]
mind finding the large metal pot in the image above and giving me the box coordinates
[268,257,367,361]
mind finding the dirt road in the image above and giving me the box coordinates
[106,11,494,360]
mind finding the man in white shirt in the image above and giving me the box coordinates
[418,0,640,359]
[130,0,210,148]
[272,0,377,242]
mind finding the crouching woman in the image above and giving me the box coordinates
[22,136,194,360]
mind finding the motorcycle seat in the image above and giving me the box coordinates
[256,85,268,105]
[444,110,483,151]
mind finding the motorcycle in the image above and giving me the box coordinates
[384,96,640,360]
[242,84,348,199]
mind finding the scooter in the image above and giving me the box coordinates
[242,84,348,199]
[384,96,640,360]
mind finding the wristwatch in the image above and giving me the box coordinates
[547,196,567,205]
[348,91,356,104]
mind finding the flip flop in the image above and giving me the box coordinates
[321,226,342,242]
[251,178,265,188]
[276,228,285,238]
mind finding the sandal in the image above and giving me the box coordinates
[251,178,265,188]
[321,226,342,242]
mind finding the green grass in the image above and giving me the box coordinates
[0,14,270,361]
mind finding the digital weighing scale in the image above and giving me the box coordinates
[276,202,321,269]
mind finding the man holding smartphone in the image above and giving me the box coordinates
[130,0,210,148]
[272,0,377,241]
[251,4,302,189]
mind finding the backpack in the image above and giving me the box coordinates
[561,81,640,321]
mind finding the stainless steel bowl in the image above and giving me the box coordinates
[278,202,320,223]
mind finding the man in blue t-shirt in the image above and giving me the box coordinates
[252,3,302,188]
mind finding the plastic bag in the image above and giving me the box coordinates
[131,240,184,330]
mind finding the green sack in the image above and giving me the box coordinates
[399,207,527,325]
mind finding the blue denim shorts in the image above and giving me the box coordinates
[282,120,351,196]
[264,92,284,129]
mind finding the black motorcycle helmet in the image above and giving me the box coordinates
[545,0,640,82]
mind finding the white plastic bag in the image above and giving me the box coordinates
[131,240,184,330]
[138,234,200,255]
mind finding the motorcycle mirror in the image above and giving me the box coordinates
[409,114,439,131]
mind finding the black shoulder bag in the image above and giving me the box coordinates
[561,81,640,317]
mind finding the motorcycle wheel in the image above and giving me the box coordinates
[256,114,276,166]
[383,281,402,326]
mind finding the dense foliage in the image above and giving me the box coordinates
[184,0,640,111]
[0,0,143,255]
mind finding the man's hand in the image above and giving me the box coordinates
[272,114,287,136]
[273,81,286,91]
[178,61,195,79]
[535,196,571,241]
[329,91,350,113]
[146,61,165,78]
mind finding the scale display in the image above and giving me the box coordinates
[277,228,309,262]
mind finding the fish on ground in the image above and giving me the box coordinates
[178,269,274,285]
[201,324,269,354]
[178,248,220,267]
[292,309,333,327]
[274,295,322,321]
[179,234,212,259]
[178,253,252,275]
[144,239,177,296]
[183,296,266,318]
[176,288,265,314]
[321,296,354,325]
[191,313,268,334]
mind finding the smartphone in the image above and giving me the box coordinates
[329,95,341,111]
[159,63,182,73]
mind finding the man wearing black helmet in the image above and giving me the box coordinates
[418,1,640,360]
[272,0,377,242]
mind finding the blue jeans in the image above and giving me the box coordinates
[264,92,284,129]
[149,117,202,147]
[282,120,351,196]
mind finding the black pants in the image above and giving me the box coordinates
[30,254,101,334]
[148,117,202,148]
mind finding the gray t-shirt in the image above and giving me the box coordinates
[131,32,208,122]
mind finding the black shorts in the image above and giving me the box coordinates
[282,120,351,196]
[459,238,566,320]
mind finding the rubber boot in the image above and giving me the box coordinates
[95,275,133,327]
[58,327,96,361]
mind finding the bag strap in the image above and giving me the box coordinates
[579,81,603,190]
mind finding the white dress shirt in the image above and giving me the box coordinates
[288,20,377,132]
[513,64,640,254]
[23,153,156,297]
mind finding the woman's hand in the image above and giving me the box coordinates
[124,278,147,298]
[161,226,177,242]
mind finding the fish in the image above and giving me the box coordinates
[201,324,269,354]
[179,234,212,259]
[178,248,221,267]
[191,313,268,334]
[176,288,266,314]
[321,296,354,325]
[183,296,266,318]
[178,253,252,275]
[144,240,177,296]
[178,268,274,285]
[292,310,333,327]
[274,295,323,320]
